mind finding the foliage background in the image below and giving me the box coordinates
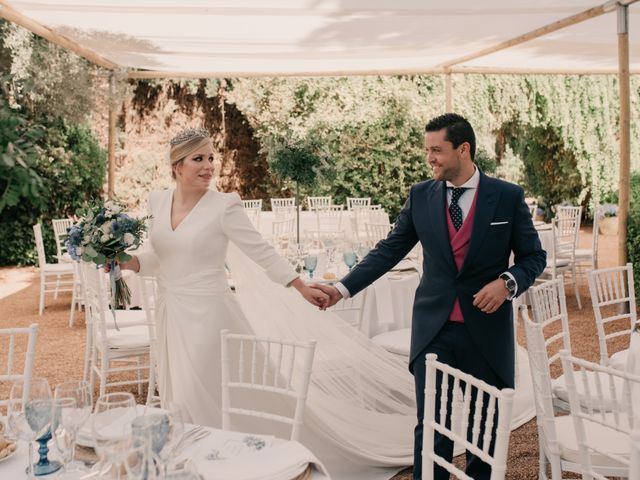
[1,21,640,265]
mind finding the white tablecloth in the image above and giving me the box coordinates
[0,426,330,480]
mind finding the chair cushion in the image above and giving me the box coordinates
[44,263,75,274]
[371,328,410,357]
[551,371,626,409]
[105,325,150,350]
[573,248,594,259]
[610,349,628,370]
[554,415,629,468]
[545,259,570,269]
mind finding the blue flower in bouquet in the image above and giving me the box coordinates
[65,199,151,316]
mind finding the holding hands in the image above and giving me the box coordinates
[308,284,343,310]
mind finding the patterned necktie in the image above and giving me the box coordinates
[449,187,468,231]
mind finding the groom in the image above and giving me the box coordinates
[314,113,546,479]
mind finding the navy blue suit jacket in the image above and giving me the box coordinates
[341,172,546,388]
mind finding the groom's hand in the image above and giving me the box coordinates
[473,278,509,314]
[310,284,343,310]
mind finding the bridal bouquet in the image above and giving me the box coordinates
[66,199,149,326]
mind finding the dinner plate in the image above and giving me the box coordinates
[77,405,158,448]
[0,443,17,463]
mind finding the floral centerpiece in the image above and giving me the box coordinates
[65,199,150,327]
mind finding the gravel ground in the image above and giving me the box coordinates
[0,227,629,479]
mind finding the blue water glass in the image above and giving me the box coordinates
[343,251,357,271]
[132,414,169,455]
[303,255,318,279]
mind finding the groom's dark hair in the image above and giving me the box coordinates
[425,113,476,161]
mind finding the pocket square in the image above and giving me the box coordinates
[490,221,509,226]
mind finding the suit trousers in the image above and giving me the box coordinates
[411,321,507,480]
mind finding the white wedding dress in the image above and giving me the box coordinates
[137,189,298,426]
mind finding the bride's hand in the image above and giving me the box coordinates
[290,278,329,308]
[103,256,141,273]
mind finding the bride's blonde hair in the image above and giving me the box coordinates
[168,128,212,179]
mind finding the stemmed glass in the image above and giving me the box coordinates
[342,250,357,272]
[7,378,53,480]
[123,436,154,480]
[52,380,92,479]
[303,255,318,279]
[91,392,137,479]
[156,403,185,478]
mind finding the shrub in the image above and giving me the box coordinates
[627,173,640,298]
[0,120,106,266]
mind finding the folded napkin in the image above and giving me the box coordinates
[194,440,329,480]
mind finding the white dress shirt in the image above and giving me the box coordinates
[335,166,517,300]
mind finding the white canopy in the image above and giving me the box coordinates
[1,0,638,77]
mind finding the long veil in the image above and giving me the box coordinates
[225,243,536,477]
[226,243,416,466]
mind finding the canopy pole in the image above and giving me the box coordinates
[617,4,631,266]
[107,73,116,199]
[445,72,452,112]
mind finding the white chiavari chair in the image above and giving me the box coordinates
[575,208,600,272]
[82,262,152,397]
[522,308,624,479]
[220,330,316,441]
[306,196,331,211]
[631,430,640,479]
[422,353,515,480]
[588,263,639,370]
[346,197,371,211]
[138,274,160,406]
[540,217,581,309]
[242,199,262,230]
[51,218,74,262]
[33,224,75,315]
[242,199,263,211]
[271,198,295,209]
[365,222,392,247]
[560,350,637,479]
[305,205,344,247]
[273,205,296,220]
[68,260,85,327]
[528,279,573,412]
[0,324,38,415]
[271,217,295,253]
[528,204,537,217]
[556,205,583,225]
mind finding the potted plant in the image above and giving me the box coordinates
[598,203,619,235]
[267,138,325,244]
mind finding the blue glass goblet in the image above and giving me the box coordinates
[303,255,318,279]
[343,251,357,271]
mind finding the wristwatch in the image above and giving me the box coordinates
[499,273,517,300]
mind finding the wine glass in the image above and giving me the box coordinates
[123,436,155,480]
[7,378,53,480]
[303,255,318,279]
[342,250,357,272]
[156,403,185,478]
[92,392,137,479]
[52,380,92,478]
[357,243,371,261]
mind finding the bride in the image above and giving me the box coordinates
[118,128,329,425]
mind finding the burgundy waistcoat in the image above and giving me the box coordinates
[446,188,479,322]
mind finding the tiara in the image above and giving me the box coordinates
[170,128,210,146]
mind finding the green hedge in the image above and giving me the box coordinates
[627,173,640,297]
[0,120,106,266]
